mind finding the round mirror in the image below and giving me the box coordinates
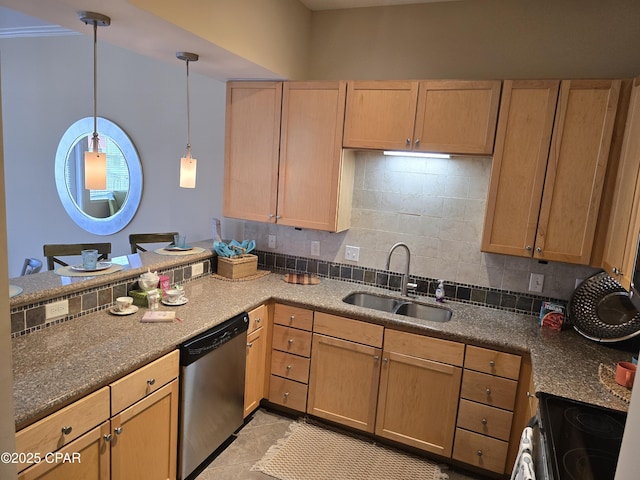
[55,117,143,235]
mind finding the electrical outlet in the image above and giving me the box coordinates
[45,300,69,320]
[268,235,276,249]
[192,262,204,276]
[311,241,320,256]
[345,245,360,262]
[529,273,544,293]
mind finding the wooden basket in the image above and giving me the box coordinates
[217,254,258,279]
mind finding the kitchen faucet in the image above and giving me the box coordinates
[385,242,417,296]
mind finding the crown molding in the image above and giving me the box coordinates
[0,25,79,39]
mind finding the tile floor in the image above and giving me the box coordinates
[195,409,489,480]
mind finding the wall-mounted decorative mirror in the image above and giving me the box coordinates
[55,117,143,235]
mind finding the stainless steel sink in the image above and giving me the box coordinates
[342,292,452,323]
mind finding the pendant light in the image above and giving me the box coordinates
[79,11,110,190]
[177,52,199,188]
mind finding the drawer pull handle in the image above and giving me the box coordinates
[286,365,292,370]
[481,418,487,425]
[114,427,123,435]
[256,317,262,323]
[485,388,491,395]
[288,339,294,345]
[104,433,113,442]
[476,450,483,457]
[147,378,156,386]
[247,342,253,347]
[489,360,495,367]
[61,426,72,435]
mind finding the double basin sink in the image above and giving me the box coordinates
[343,292,452,323]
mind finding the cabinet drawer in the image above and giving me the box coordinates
[271,350,310,383]
[384,329,464,366]
[111,350,179,414]
[314,312,384,348]
[248,304,266,334]
[272,324,312,357]
[269,375,308,412]
[461,370,518,411]
[274,304,313,331]
[15,387,110,473]
[464,345,521,380]
[457,399,514,441]
[452,428,509,474]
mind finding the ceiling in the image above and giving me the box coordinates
[0,0,462,80]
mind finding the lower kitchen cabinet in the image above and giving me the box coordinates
[307,313,384,433]
[16,350,179,480]
[375,329,464,457]
[244,305,268,418]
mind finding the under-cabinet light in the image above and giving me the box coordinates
[383,151,451,159]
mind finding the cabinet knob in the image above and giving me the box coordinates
[525,245,532,251]
[476,450,483,457]
[289,315,295,322]
[526,391,536,398]
[406,138,411,145]
[255,317,262,323]
[61,426,72,435]
[247,342,253,348]
[481,418,488,425]
[104,433,113,442]
[114,427,123,435]
[489,360,495,367]
[486,388,492,395]
[286,365,292,370]
[147,378,156,386]
[613,267,623,276]
[269,213,275,219]
[373,355,379,362]
[288,338,294,345]
[283,392,289,398]
[276,215,282,220]
[536,247,542,253]
[383,357,388,363]
[414,139,420,146]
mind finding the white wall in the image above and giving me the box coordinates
[0,35,239,277]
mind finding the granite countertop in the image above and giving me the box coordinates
[12,271,634,429]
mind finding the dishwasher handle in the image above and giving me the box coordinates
[180,312,248,366]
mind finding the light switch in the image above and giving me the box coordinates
[529,273,544,293]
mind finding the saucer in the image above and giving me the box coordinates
[71,262,112,272]
[164,245,193,252]
[109,305,139,316]
[162,297,188,306]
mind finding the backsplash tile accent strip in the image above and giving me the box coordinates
[10,259,211,338]
[256,249,563,317]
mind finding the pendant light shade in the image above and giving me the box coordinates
[177,52,199,189]
[80,11,110,190]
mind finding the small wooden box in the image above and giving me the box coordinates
[217,254,258,279]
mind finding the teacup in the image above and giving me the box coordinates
[81,249,98,270]
[615,361,636,388]
[166,288,184,303]
[116,296,134,312]
[174,234,187,248]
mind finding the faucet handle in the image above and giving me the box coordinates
[407,281,418,293]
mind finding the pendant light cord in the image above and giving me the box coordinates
[91,19,99,152]
[185,59,191,157]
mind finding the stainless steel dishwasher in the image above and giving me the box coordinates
[178,312,249,480]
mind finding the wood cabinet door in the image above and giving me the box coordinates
[481,80,559,257]
[603,77,640,289]
[244,326,267,418]
[223,81,282,223]
[535,79,621,264]
[18,422,110,480]
[277,81,351,232]
[414,80,501,154]
[343,80,419,150]
[307,333,381,433]
[375,351,462,457]
[110,380,178,480]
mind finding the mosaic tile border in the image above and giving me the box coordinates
[10,259,211,338]
[255,250,565,317]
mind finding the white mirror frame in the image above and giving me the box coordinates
[55,117,143,235]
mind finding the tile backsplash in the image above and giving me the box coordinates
[244,150,600,301]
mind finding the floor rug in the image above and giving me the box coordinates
[252,420,449,480]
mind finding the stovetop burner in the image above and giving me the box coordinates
[564,406,625,440]
[538,393,627,480]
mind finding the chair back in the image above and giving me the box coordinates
[129,232,178,254]
[21,258,43,275]
[43,243,112,270]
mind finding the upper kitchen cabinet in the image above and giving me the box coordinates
[343,80,502,155]
[277,81,353,232]
[602,77,640,289]
[482,79,622,265]
[224,81,354,232]
[223,82,282,223]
